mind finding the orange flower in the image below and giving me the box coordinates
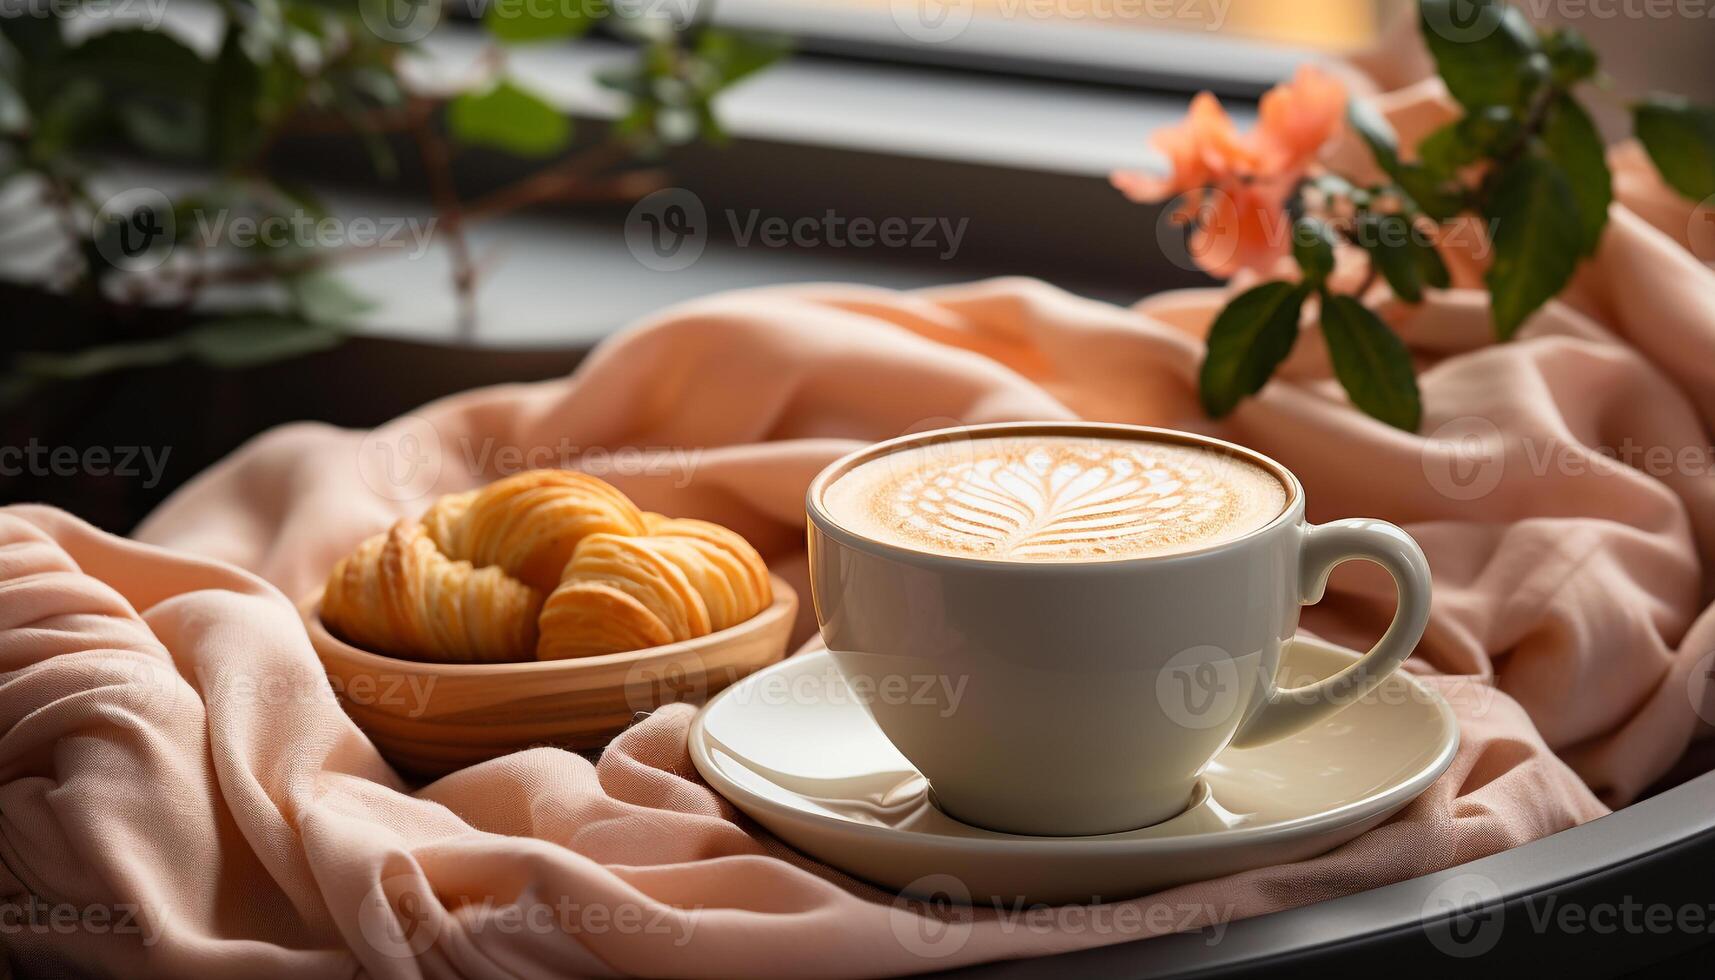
[1112,65,1348,279]
[1254,64,1349,171]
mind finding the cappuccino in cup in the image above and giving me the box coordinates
[822,434,1288,563]
[807,423,1431,837]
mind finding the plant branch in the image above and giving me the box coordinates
[409,101,478,342]
[1474,85,1562,211]
[462,139,639,221]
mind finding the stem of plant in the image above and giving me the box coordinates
[410,102,478,342]
[1476,85,1562,210]
[462,139,636,222]
[1330,218,1381,299]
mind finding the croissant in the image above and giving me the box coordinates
[537,514,773,661]
[637,513,773,630]
[324,471,772,663]
[423,470,647,592]
[322,519,543,662]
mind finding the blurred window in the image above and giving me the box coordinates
[773,0,1402,51]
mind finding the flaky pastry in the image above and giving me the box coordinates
[322,470,772,663]
[322,520,543,662]
[536,514,772,660]
[422,470,647,592]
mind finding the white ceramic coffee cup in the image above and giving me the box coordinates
[806,422,1432,837]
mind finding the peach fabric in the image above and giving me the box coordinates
[7,68,1715,980]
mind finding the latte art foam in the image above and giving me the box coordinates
[823,435,1288,562]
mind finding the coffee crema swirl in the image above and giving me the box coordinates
[822,435,1287,562]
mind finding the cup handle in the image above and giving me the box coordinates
[1229,519,1432,750]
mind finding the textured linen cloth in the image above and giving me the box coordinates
[5,55,1715,980]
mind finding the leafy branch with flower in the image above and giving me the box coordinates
[1114,0,1715,432]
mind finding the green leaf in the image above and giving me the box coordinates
[1357,212,1424,303]
[272,179,330,221]
[1319,293,1422,431]
[1541,93,1611,255]
[12,338,184,380]
[11,316,345,381]
[1419,0,1540,110]
[117,101,206,160]
[1347,98,1464,219]
[447,80,570,157]
[595,66,648,100]
[284,4,333,39]
[182,316,345,369]
[0,16,65,67]
[257,50,307,128]
[1415,233,1452,290]
[1543,27,1597,86]
[27,77,102,162]
[209,24,264,168]
[289,271,374,324]
[1420,106,1519,178]
[342,66,405,107]
[1198,281,1309,418]
[61,29,210,97]
[1634,94,1715,201]
[0,74,26,135]
[1394,164,1466,220]
[695,30,789,89]
[1484,153,1583,339]
[1417,121,1473,178]
[1292,217,1337,285]
[483,0,595,44]
[44,28,210,161]
[1349,99,1401,175]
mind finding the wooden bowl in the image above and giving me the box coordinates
[298,575,797,776]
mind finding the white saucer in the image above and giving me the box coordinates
[689,637,1458,904]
